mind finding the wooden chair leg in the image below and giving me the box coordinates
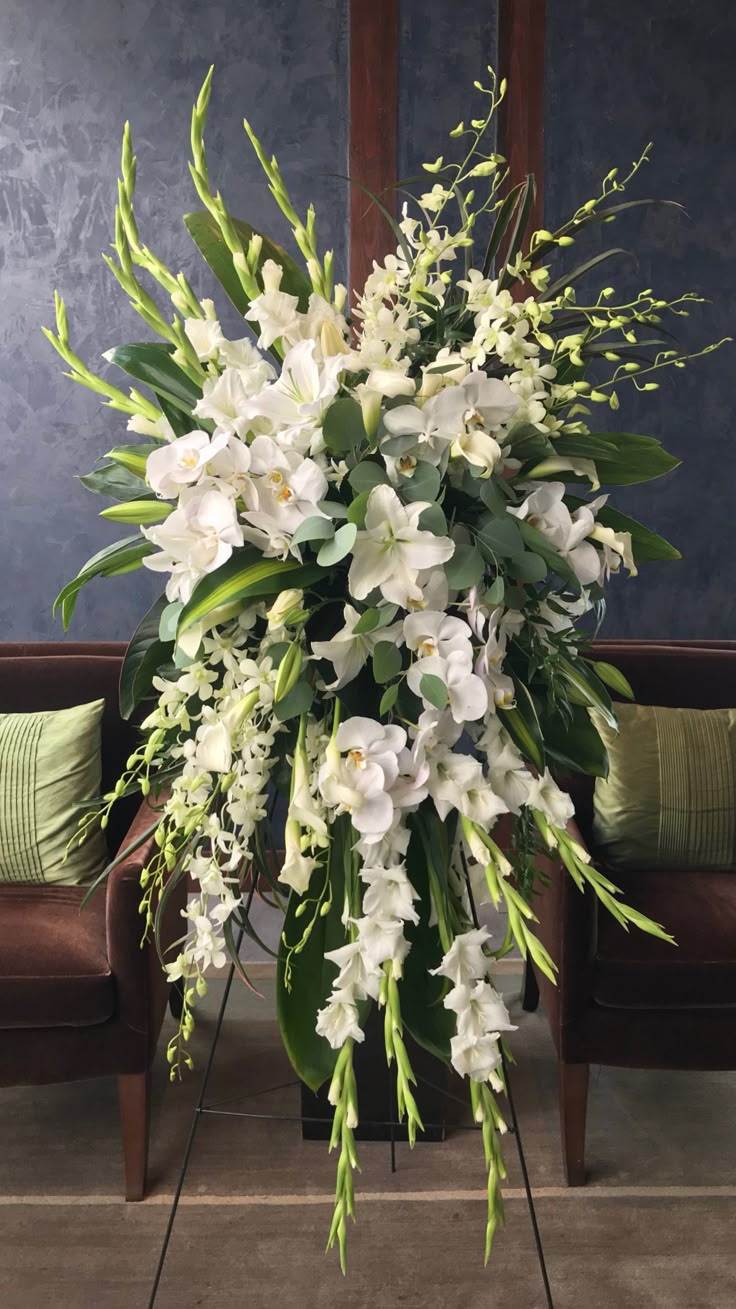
[118,1070,150,1201]
[521,960,540,1011]
[559,1061,589,1186]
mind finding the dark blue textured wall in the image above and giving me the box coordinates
[545,1,736,637]
[2,3,733,641]
[0,0,349,639]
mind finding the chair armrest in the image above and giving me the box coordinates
[531,818,597,1052]
[106,795,185,1044]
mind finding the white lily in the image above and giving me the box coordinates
[192,719,232,774]
[279,817,319,894]
[311,604,402,689]
[348,484,454,606]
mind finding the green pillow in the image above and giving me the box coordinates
[592,704,736,872]
[0,700,108,885]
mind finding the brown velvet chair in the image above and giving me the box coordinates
[0,643,185,1199]
[524,640,736,1185]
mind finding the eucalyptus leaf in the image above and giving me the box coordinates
[507,551,548,584]
[158,602,184,643]
[420,673,448,710]
[444,543,485,590]
[290,515,335,548]
[322,398,366,455]
[401,461,441,503]
[418,502,448,535]
[346,491,370,527]
[273,679,314,722]
[372,641,402,684]
[379,683,399,715]
[348,461,389,495]
[475,513,525,560]
[317,522,357,566]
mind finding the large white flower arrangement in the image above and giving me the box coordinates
[46,67,727,1266]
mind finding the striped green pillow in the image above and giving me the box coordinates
[593,704,736,872]
[0,700,108,885]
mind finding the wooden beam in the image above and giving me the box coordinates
[349,0,399,302]
[497,0,546,232]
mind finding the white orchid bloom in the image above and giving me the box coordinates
[403,610,474,661]
[382,386,467,466]
[509,482,605,585]
[390,739,430,811]
[311,604,402,690]
[335,718,406,789]
[204,434,254,498]
[458,371,519,431]
[360,864,420,924]
[184,316,225,362]
[444,980,516,1039]
[145,428,230,499]
[450,1032,504,1083]
[318,717,405,843]
[193,368,258,439]
[409,648,488,724]
[405,567,450,613]
[243,437,329,543]
[316,989,365,1049]
[143,487,244,602]
[427,748,507,826]
[348,484,454,606]
[431,926,491,985]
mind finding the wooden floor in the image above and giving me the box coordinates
[1,973,735,1308]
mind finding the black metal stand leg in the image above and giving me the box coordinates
[148,944,242,1309]
[502,1049,555,1309]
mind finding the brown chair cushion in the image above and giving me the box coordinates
[0,886,114,1029]
[593,868,736,1009]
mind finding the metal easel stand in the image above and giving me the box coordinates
[147,950,555,1309]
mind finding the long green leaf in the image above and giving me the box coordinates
[557,654,617,729]
[54,534,154,630]
[543,704,609,777]
[481,180,526,278]
[178,551,324,634]
[120,594,171,719]
[571,432,681,486]
[401,814,455,1063]
[527,198,684,268]
[500,683,545,771]
[498,173,536,289]
[184,210,311,314]
[594,505,681,562]
[80,463,150,501]
[276,817,351,1091]
[539,248,631,303]
[103,343,202,414]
